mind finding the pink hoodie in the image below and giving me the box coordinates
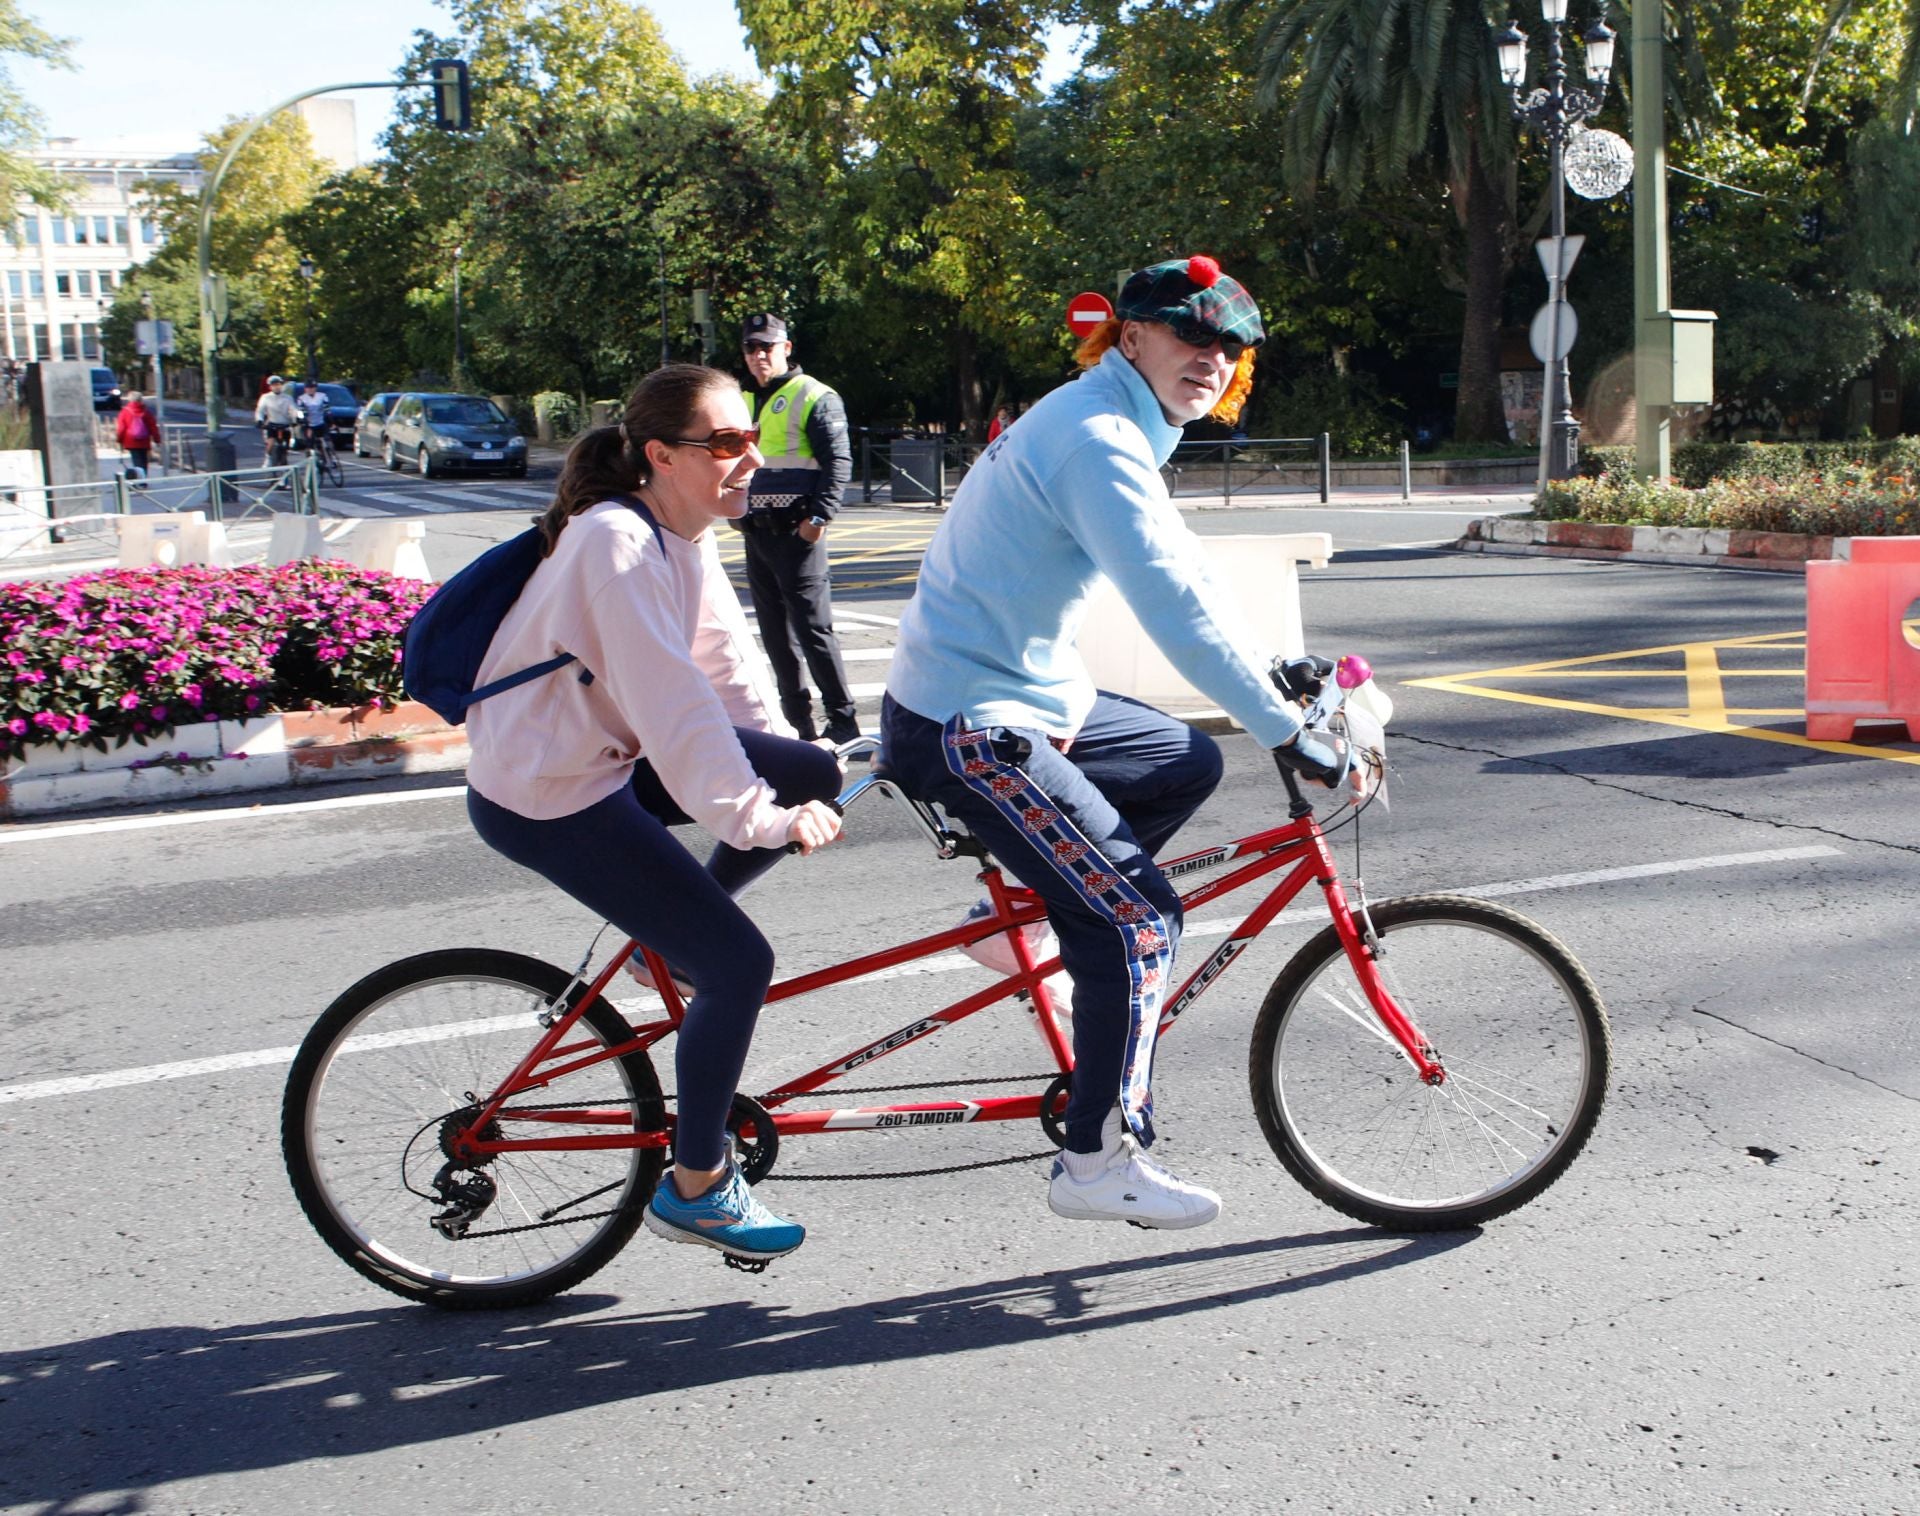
[465,499,801,848]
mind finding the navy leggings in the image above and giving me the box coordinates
[468,730,841,1170]
[880,692,1223,1153]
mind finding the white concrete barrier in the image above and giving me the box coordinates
[335,518,430,581]
[267,512,328,565]
[1075,531,1332,717]
[115,511,232,569]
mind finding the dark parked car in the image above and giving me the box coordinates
[380,392,528,479]
[352,392,403,458]
[91,366,122,413]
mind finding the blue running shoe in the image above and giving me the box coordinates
[642,1162,805,1261]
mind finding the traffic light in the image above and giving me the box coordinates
[430,58,472,132]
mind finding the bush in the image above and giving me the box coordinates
[0,563,433,765]
[1248,370,1402,458]
[533,390,583,439]
[1536,472,1920,537]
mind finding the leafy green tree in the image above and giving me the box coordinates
[0,3,73,210]
[1235,0,1524,441]
[737,0,1066,433]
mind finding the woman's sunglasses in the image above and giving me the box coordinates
[668,427,761,459]
[1166,316,1252,362]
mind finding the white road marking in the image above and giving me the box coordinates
[0,785,471,845]
[0,844,1842,1105]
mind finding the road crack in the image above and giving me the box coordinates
[1391,731,1920,857]
[1689,1004,1920,1105]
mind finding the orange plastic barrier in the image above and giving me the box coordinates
[1805,536,1920,742]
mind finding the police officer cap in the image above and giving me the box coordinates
[743,313,789,344]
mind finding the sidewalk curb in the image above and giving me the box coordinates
[1454,516,1848,573]
[0,701,468,820]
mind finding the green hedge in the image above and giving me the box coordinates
[1580,438,1920,487]
[1538,473,1919,536]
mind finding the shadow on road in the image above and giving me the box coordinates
[0,1226,1472,1510]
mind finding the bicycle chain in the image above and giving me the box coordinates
[440,1071,1063,1227]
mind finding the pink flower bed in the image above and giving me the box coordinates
[1,563,433,765]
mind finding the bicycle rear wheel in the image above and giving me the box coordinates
[283,948,666,1309]
[319,442,344,488]
[1249,895,1609,1230]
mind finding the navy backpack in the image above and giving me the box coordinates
[401,496,662,725]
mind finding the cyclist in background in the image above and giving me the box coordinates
[254,376,300,467]
[881,255,1348,1233]
[295,381,330,450]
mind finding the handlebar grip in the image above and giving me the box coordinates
[784,798,845,854]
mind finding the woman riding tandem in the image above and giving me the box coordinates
[464,364,843,1264]
[881,255,1350,1229]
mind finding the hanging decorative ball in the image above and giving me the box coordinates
[1564,127,1635,200]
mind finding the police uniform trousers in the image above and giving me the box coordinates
[741,519,857,737]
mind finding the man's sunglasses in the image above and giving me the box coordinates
[668,427,760,459]
[742,341,781,353]
[1166,316,1251,362]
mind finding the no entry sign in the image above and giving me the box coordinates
[1066,291,1114,334]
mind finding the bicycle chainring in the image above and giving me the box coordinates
[726,1094,779,1185]
[1038,1073,1072,1150]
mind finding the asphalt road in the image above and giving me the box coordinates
[3,526,1916,1513]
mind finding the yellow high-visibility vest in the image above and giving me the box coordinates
[747,373,826,471]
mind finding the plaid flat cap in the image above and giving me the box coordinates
[1116,255,1265,347]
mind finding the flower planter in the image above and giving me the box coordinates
[0,700,467,820]
[1459,517,1854,572]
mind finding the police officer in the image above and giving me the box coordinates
[733,313,860,745]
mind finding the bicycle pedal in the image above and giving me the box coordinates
[722,1253,773,1274]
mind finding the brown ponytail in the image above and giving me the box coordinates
[537,364,741,555]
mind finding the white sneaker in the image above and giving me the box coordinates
[957,898,1055,976]
[1047,1111,1221,1230]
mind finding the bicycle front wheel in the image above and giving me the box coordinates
[320,445,344,488]
[1249,895,1609,1230]
[283,949,666,1309]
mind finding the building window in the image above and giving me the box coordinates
[76,271,93,297]
[93,217,110,244]
[31,323,48,360]
[27,270,42,297]
[20,217,38,245]
[71,219,88,244]
[82,323,101,361]
[114,217,129,245]
[140,220,157,245]
[49,217,66,245]
[54,271,70,297]
[100,269,117,290]
[5,272,18,299]
[58,323,78,361]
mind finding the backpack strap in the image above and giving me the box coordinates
[464,651,579,714]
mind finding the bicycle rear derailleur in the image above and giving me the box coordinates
[428,1162,498,1240]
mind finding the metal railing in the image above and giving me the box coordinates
[858,431,1334,506]
[0,457,315,564]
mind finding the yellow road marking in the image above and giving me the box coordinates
[1409,628,1920,766]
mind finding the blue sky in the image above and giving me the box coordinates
[18,1,764,161]
[19,3,1088,164]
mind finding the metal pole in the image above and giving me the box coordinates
[1401,438,1412,502]
[1632,5,1671,480]
[1318,432,1331,502]
[861,431,872,503]
[196,79,429,440]
[143,290,166,476]
[1223,440,1234,505]
[452,244,463,381]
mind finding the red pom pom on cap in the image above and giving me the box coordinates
[1186,254,1222,288]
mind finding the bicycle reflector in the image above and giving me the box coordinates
[430,58,473,132]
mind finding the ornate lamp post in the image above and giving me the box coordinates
[297,254,317,382]
[1496,4,1615,480]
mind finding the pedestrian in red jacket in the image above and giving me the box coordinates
[115,393,161,480]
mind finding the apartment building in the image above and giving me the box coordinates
[2,140,203,367]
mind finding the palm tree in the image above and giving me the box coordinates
[1238,0,1520,441]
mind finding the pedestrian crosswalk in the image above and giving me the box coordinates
[318,478,553,517]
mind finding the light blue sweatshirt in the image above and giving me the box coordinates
[887,348,1307,749]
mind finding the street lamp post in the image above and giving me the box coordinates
[452,244,464,384]
[298,254,317,382]
[1496,4,1615,481]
